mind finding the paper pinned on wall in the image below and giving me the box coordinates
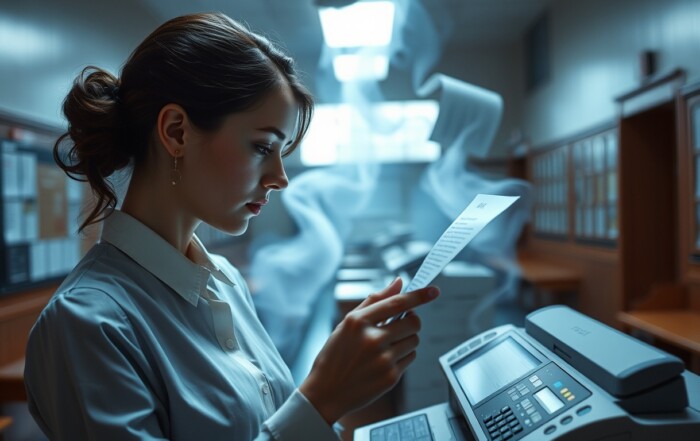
[386,193,520,323]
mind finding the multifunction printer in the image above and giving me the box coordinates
[354,305,700,440]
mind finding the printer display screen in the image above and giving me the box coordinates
[454,337,540,404]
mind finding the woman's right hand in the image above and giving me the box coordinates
[299,277,439,425]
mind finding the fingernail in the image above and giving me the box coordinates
[428,287,439,298]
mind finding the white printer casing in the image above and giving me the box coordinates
[354,305,700,441]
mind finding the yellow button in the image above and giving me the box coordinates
[560,388,569,394]
[563,392,572,398]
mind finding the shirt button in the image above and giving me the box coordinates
[225,338,235,349]
[262,384,270,395]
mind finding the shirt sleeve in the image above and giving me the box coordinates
[25,288,170,441]
[258,390,341,441]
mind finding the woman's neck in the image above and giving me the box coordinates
[120,168,199,255]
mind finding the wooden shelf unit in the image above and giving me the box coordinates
[519,70,691,334]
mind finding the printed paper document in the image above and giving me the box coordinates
[390,194,519,322]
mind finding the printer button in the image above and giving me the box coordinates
[544,425,556,435]
[560,416,573,425]
[576,405,592,416]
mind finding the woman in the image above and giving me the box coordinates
[24,12,439,441]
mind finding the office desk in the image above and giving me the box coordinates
[517,253,582,308]
[618,310,700,372]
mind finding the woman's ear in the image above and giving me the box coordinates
[156,104,190,156]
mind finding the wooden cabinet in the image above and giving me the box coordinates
[521,71,700,372]
[612,72,700,373]
[521,71,688,328]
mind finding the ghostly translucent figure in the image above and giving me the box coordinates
[413,75,532,333]
[392,0,533,332]
[413,82,531,333]
[249,165,377,362]
[251,0,532,363]
[250,31,399,364]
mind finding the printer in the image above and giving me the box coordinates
[354,305,700,440]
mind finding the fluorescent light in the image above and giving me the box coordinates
[332,52,389,82]
[0,17,62,60]
[318,1,395,48]
[301,101,440,166]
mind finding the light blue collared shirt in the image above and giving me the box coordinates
[25,211,339,441]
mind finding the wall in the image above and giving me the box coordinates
[523,0,700,147]
[0,0,157,127]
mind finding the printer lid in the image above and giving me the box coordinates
[525,305,684,397]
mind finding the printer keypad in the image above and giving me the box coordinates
[478,363,592,441]
[517,399,542,428]
[484,406,523,441]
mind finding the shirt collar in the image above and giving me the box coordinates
[101,210,234,306]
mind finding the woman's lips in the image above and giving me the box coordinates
[246,203,262,215]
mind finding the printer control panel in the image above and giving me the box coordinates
[474,362,591,440]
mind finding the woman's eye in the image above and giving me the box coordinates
[254,144,273,156]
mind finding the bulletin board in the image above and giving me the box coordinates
[0,138,85,294]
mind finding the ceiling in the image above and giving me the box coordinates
[137,0,553,61]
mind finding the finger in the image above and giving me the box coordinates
[362,286,439,324]
[388,334,420,362]
[395,350,417,374]
[381,313,421,343]
[356,277,403,309]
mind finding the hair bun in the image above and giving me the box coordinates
[70,66,121,113]
[54,66,129,230]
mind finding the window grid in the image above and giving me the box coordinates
[691,102,700,252]
[532,146,568,237]
[572,129,618,243]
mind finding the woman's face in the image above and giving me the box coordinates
[180,83,298,235]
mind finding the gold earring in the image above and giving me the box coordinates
[170,151,182,186]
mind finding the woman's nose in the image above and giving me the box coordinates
[263,155,289,190]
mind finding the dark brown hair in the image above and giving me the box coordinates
[54,13,314,232]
